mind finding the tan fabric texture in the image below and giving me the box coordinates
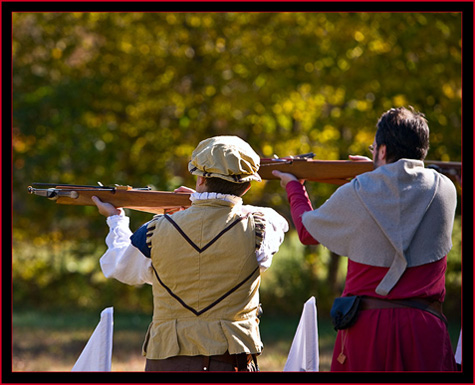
[143,198,263,359]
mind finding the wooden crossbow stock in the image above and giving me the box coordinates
[28,155,461,214]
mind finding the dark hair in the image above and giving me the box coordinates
[375,106,430,162]
[204,177,251,196]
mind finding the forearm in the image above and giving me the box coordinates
[100,244,153,286]
[100,214,153,285]
[285,181,319,245]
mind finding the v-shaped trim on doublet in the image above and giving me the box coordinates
[163,213,250,253]
[150,213,258,316]
[151,263,259,316]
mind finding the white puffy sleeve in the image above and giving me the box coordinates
[99,211,153,286]
[242,205,289,272]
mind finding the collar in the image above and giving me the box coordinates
[190,192,243,206]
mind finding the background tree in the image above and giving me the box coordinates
[12,12,462,317]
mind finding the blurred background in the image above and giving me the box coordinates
[12,12,462,371]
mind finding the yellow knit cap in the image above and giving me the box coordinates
[188,136,261,183]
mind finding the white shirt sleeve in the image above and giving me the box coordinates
[99,212,153,286]
[242,205,289,272]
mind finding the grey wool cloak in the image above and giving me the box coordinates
[302,159,457,296]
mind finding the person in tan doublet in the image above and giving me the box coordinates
[93,136,288,371]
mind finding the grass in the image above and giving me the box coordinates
[11,308,334,372]
[259,313,336,371]
[12,308,460,372]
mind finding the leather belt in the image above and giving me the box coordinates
[202,351,257,371]
[360,297,448,326]
[210,351,243,365]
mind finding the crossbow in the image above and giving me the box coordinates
[28,183,191,214]
[259,153,461,185]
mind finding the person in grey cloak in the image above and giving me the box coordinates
[273,106,458,371]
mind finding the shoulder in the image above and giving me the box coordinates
[242,205,289,232]
[434,170,457,193]
[432,171,457,210]
[414,164,457,202]
[130,219,156,258]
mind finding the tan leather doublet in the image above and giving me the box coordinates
[143,198,263,359]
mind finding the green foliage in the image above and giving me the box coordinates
[260,231,315,314]
[12,12,462,314]
[445,216,462,319]
[260,231,344,315]
[13,229,153,313]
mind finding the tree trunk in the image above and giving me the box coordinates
[327,251,342,294]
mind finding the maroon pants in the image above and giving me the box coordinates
[145,352,258,372]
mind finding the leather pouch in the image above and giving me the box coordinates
[330,296,361,331]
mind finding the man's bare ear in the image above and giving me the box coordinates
[378,144,387,161]
[197,176,207,186]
